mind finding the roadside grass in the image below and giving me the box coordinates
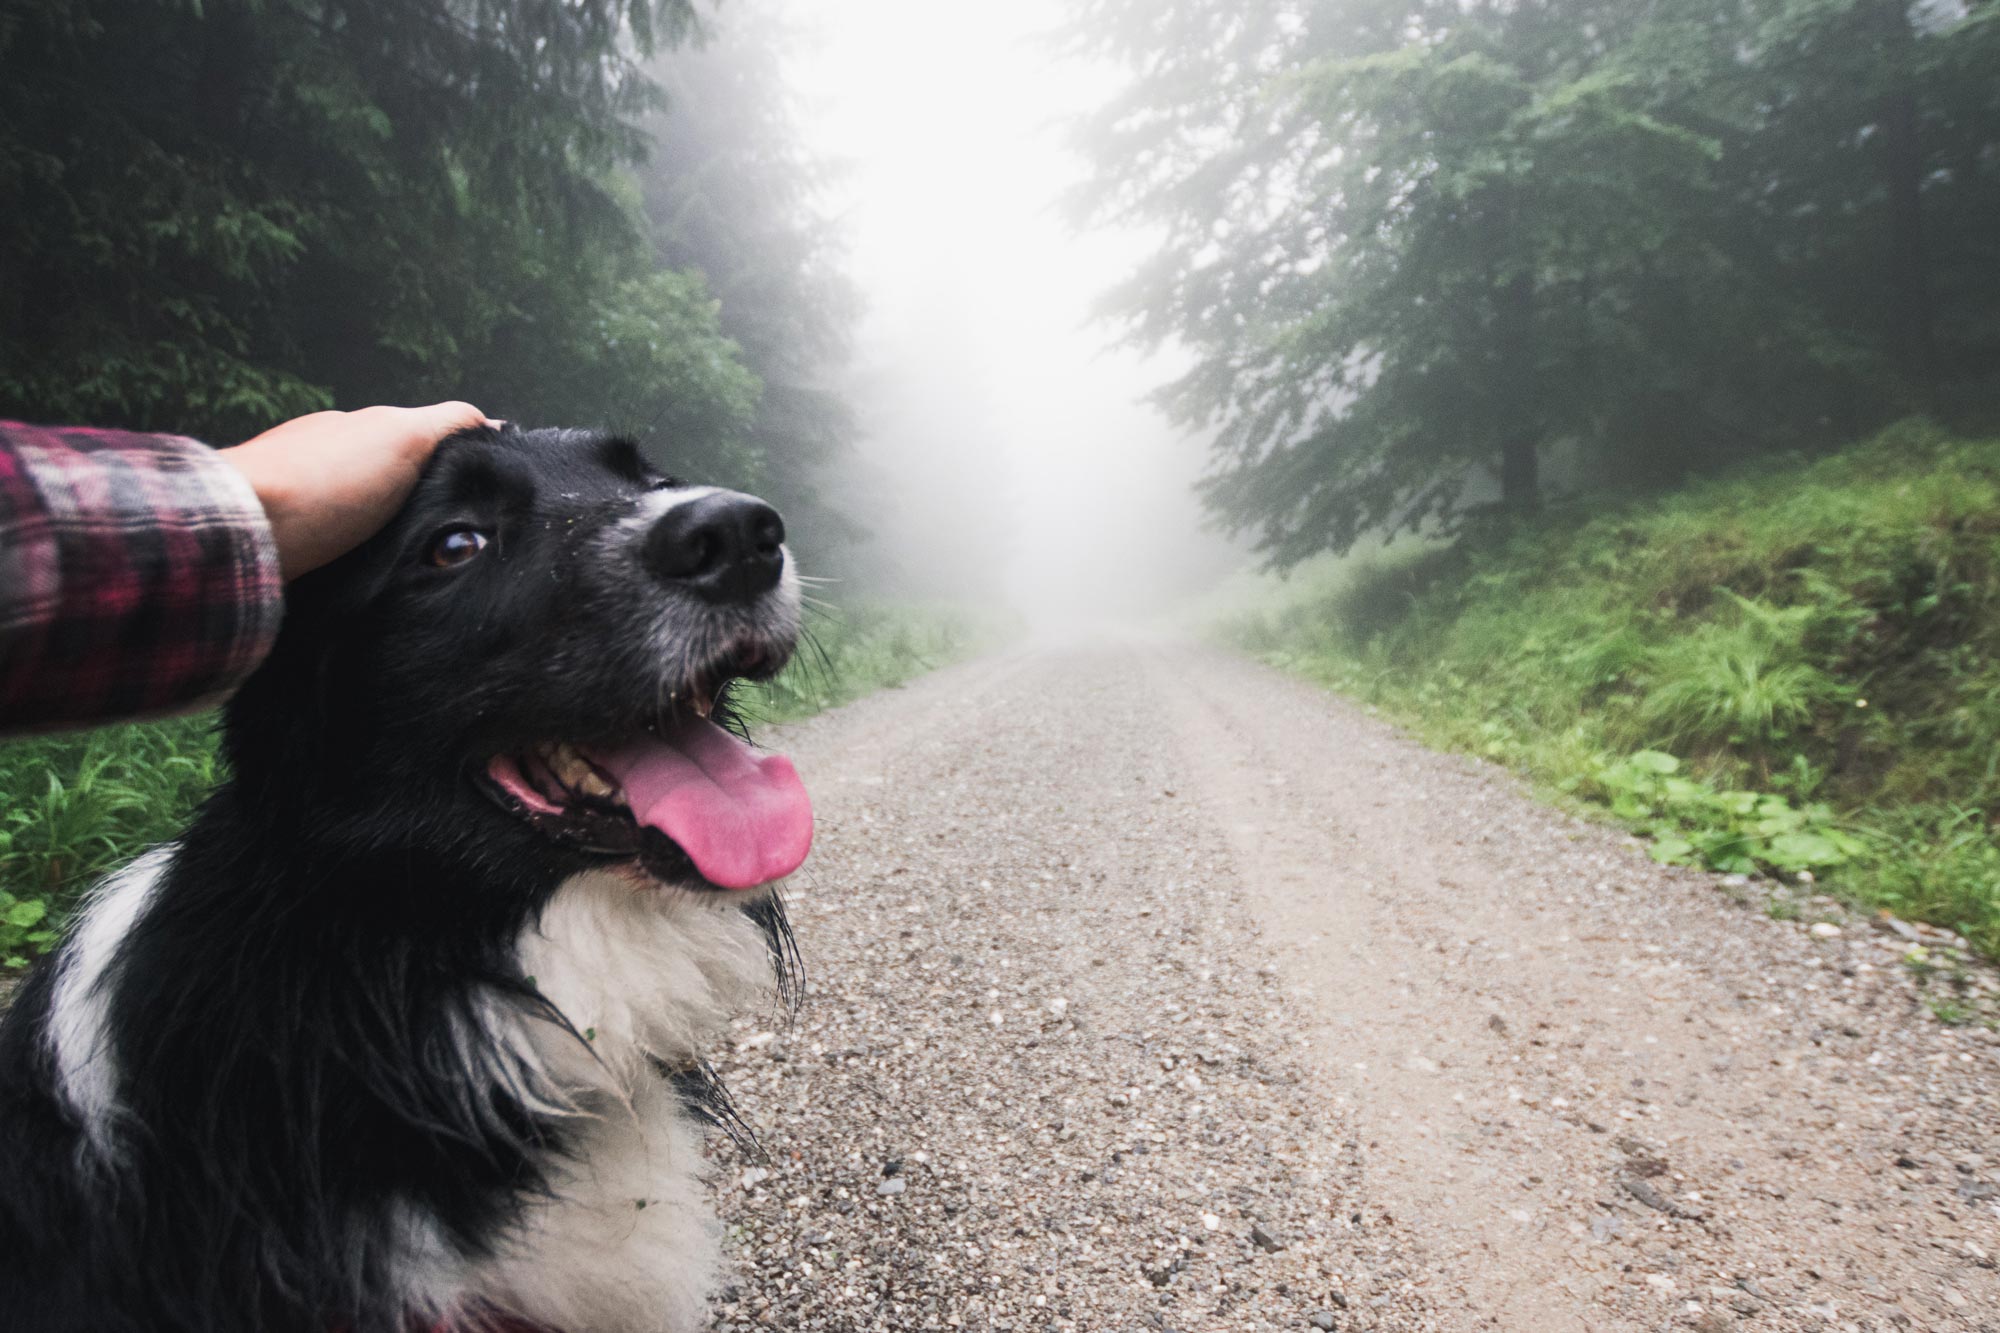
[0,600,988,971]
[0,716,221,967]
[1219,420,2000,956]
[737,600,995,725]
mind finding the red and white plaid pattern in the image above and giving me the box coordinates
[0,421,283,731]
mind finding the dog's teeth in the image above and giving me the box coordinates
[575,771,616,799]
[693,695,714,719]
[544,742,599,789]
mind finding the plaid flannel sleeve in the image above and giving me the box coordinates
[0,421,283,731]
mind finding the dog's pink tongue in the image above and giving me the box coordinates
[588,723,812,890]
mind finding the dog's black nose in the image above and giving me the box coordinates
[644,491,786,603]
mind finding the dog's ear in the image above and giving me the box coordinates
[222,424,513,783]
[219,459,427,781]
[594,434,654,486]
[284,532,401,622]
[220,579,350,784]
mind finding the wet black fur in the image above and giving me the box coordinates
[0,427,797,1333]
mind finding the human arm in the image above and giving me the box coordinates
[0,403,487,731]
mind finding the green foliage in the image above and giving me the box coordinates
[0,0,876,550]
[1925,997,1971,1027]
[0,0,762,482]
[1638,593,1854,755]
[0,718,220,967]
[1069,0,2000,566]
[1220,423,2000,955]
[546,266,762,473]
[1868,805,2000,954]
[0,893,54,972]
[738,603,994,725]
[1584,750,1864,878]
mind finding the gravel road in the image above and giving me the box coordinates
[706,641,2000,1333]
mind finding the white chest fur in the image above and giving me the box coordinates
[443,872,776,1333]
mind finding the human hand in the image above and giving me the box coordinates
[222,403,497,579]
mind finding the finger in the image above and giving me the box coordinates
[362,402,492,465]
[412,401,490,436]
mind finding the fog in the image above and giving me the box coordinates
[783,1,1242,630]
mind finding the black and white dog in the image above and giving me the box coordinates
[0,426,812,1333]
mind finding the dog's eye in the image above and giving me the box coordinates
[428,527,490,567]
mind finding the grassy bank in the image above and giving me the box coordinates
[1220,421,2000,956]
[741,600,994,724]
[0,601,988,969]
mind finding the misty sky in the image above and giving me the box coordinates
[780,0,1236,626]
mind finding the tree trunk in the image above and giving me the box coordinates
[1496,267,1540,512]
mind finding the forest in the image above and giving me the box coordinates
[0,0,858,556]
[10,0,1996,565]
[1070,0,2000,562]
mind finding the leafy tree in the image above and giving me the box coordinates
[1725,0,2000,403]
[1068,0,2000,566]
[0,0,757,471]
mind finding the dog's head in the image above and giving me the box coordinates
[223,425,811,902]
